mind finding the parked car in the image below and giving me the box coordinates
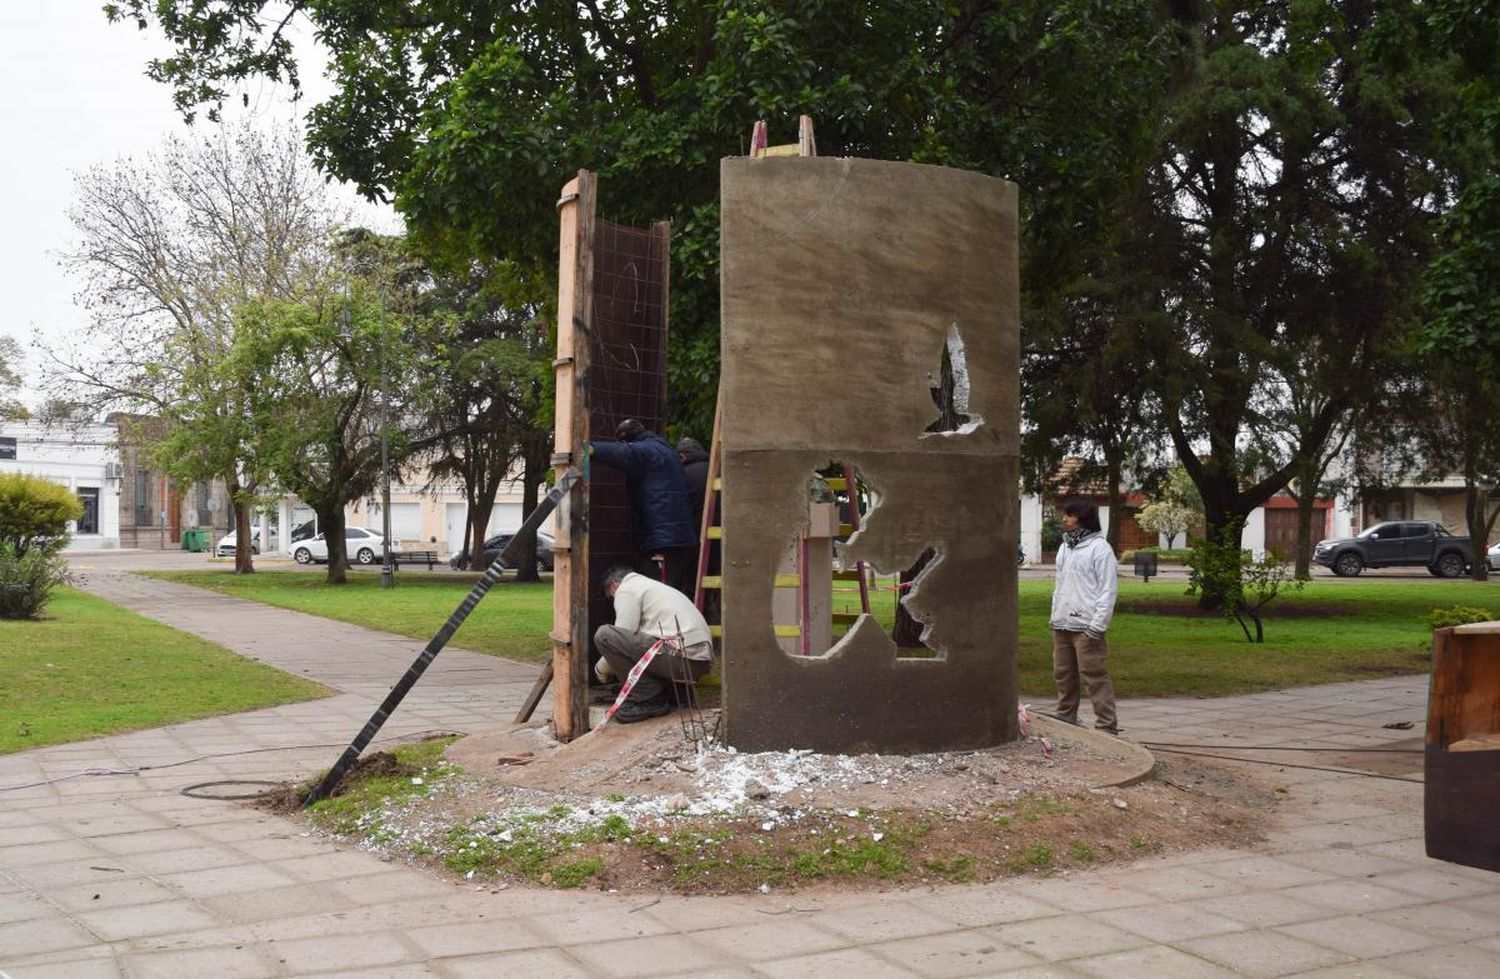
[1488,540,1500,573]
[1313,520,1473,578]
[292,528,397,566]
[214,529,260,558]
[449,531,555,572]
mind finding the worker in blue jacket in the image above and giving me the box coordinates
[589,419,698,594]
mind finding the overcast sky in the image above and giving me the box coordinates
[0,7,397,409]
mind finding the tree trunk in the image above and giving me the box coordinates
[1196,505,1245,610]
[465,474,500,573]
[319,503,348,584]
[1104,453,1124,556]
[892,549,934,648]
[1464,471,1490,582]
[228,473,255,575]
[511,431,552,583]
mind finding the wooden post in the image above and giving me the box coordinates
[551,170,596,741]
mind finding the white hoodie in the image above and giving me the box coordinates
[1049,534,1119,636]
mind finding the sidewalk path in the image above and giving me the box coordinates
[1,571,1496,977]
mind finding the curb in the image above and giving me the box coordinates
[1030,713,1157,789]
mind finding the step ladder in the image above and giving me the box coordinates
[692,116,873,654]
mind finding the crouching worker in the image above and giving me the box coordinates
[594,565,714,723]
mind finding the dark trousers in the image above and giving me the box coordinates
[637,546,697,598]
[594,625,711,703]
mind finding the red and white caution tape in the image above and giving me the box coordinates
[592,637,681,733]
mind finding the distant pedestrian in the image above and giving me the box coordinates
[1049,499,1119,734]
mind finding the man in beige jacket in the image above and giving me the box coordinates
[596,565,714,723]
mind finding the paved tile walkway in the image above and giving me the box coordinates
[2,571,1497,977]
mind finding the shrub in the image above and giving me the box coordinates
[0,541,71,619]
[0,473,82,555]
[1427,606,1497,630]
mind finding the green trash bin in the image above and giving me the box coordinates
[181,529,208,552]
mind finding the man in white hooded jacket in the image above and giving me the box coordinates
[1049,499,1119,733]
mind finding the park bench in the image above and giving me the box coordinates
[393,550,442,570]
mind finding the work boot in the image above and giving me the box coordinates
[1054,710,1079,726]
[615,696,672,724]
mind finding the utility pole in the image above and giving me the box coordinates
[380,278,394,588]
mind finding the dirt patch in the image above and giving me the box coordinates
[273,714,1273,895]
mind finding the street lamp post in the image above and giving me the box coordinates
[380,281,394,589]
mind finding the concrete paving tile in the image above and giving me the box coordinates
[909,887,1060,927]
[1367,867,1500,902]
[48,874,180,912]
[566,932,727,977]
[1177,930,1356,977]
[157,861,298,898]
[0,825,67,848]
[1108,865,1247,901]
[0,915,101,959]
[91,828,213,856]
[755,946,921,979]
[199,882,357,923]
[1281,964,1413,978]
[114,844,257,877]
[225,834,331,862]
[435,948,596,979]
[1089,902,1248,943]
[264,849,396,883]
[1274,847,1420,879]
[1275,823,1409,849]
[268,929,423,972]
[987,965,1090,977]
[1276,913,1439,958]
[1190,891,1341,928]
[119,944,280,979]
[689,919,846,961]
[527,905,675,945]
[308,967,442,979]
[405,918,549,958]
[0,957,124,979]
[75,899,223,941]
[320,869,457,906]
[991,915,1147,961]
[1015,877,1156,913]
[1376,943,1500,977]
[1192,855,1331,889]
[0,890,51,925]
[57,812,173,839]
[1365,901,1500,942]
[805,900,959,943]
[1071,944,1241,978]
[871,928,1044,976]
[0,840,106,870]
[1280,878,1432,914]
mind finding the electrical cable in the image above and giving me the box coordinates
[1147,745,1424,784]
[0,729,460,794]
[1140,741,1422,754]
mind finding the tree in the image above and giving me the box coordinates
[1135,464,1202,550]
[0,337,29,420]
[1410,4,1500,581]
[408,258,552,574]
[54,124,343,573]
[107,1,1179,439]
[1136,2,1453,606]
[230,272,416,584]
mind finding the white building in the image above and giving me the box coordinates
[0,420,122,550]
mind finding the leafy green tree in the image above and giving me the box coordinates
[1136,2,1454,606]
[107,0,1178,438]
[54,125,343,573]
[230,277,416,584]
[408,258,552,575]
[1136,464,1202,550]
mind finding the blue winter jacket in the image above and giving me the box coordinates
[590,433,697,552]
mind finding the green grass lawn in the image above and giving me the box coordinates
[0,587,331,755]
[145,569,1500,699]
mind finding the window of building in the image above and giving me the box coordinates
[77,487,100,535]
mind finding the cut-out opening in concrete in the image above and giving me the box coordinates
[924,323,984,437]
[770,461,943,662]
